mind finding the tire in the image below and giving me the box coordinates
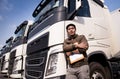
[90,62,107,79]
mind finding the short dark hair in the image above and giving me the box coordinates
[66,24,76,30]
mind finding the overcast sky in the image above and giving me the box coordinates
[0,0,120,49]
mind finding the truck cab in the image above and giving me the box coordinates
[0,37,13,76]
[8,20,33,78]
[0,49,2,72]
[0,45,6,73]
[25,0,120,79]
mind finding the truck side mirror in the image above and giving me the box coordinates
[76,0,81,10]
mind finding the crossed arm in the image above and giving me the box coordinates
[63,35,88,56]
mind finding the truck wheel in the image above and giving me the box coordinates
[90,62,107,79]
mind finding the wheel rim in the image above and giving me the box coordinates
[91,71,104,79]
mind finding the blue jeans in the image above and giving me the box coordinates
[66,65,90,79]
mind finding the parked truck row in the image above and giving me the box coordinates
[0,0,120,79]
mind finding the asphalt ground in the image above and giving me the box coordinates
[0,73,13,79]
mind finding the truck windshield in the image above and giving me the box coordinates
[5,37,13,48]
[1,45,6,54]
[29,0,63,33]
[14,21,28,40]
[34,0,63,18]
[15,25,26,38]
[33,0,63,23]
[6,41,12,48]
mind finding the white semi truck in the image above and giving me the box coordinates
[0,37,13,76]
[25,0,120,79]
[8,20,33,79]
[24,0,120,79]
[0,0,117,79]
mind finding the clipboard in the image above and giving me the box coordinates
[69,54,84,64]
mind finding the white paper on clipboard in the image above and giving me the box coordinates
[69,54,84,64]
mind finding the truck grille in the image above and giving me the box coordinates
[1,56,5,71]
[25,49,49,79]
[8,50,16,74]
[25,32,49,79]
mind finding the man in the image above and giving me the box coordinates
[63,24,90,79]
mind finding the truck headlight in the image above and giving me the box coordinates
[46,53,58,76]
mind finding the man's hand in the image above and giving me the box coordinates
[66,52,72,56]
[66,49,79,56]
[73,42,79,48]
